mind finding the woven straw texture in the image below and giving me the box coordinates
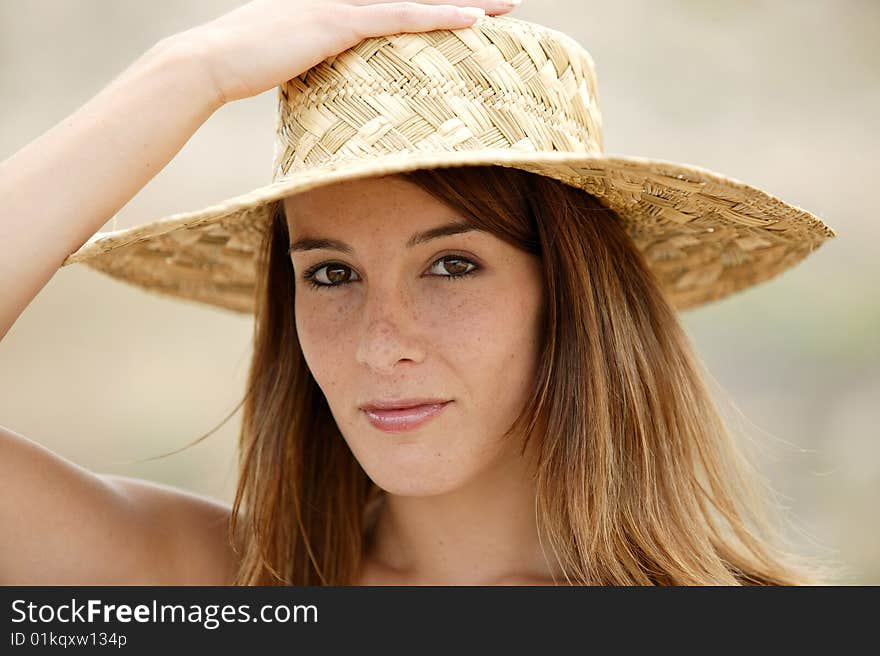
[61,15,835,314]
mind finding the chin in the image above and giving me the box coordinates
[340,421,468,495]
[369,476,461,498]
[359,457,469,498]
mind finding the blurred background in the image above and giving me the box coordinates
[0,0,877,583]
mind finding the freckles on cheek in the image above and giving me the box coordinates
[425,290,496,355]
[295,295,359,399]
[295,294,358,350]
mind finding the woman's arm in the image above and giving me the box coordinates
[0,36,221,342]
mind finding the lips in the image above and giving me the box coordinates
[361,398,450,411]
[361,400,452,433]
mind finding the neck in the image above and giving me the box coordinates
[361,439,562,586]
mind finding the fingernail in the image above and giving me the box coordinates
[460,7,486,20]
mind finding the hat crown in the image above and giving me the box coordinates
[271,16,604,180]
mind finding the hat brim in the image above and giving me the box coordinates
[61,148,836,314]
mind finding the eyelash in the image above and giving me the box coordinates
[300,254,480,291]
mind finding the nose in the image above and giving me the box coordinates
[355,284,427,373]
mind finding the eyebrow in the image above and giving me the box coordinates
[288,221,484,255]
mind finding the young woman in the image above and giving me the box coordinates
[0,0,834,585]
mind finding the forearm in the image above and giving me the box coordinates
[0,35,223,341]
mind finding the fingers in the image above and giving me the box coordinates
[346,1,513,39]
[347,0,519,14]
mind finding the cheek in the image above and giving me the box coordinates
[426,280,543,420]
[295,291,357,341]
[419,285,496,357]
[294,291,360,394]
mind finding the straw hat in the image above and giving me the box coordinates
[61,14,836,314]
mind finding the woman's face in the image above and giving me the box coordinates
[284,175,545,496]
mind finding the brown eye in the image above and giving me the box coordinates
[323,265,351,284]
[304,263,361,289]
[429,255,478,280]
[443,258,470,275]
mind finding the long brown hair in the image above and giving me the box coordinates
[228,165,828,585]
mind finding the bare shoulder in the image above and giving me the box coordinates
[0,424,239,585]
[102,474,240,586]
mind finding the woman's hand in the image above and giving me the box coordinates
[174,0,521,107]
